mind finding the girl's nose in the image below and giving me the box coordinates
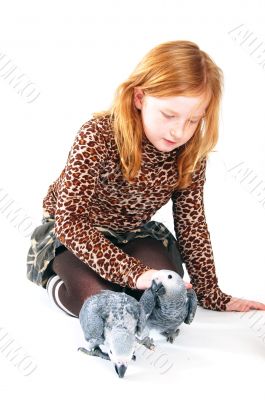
[170,128,184,139]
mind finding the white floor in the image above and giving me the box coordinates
[1,241,264,400]
[1,0,265,398]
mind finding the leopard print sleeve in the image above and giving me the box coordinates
[54,119,151,289]
[171,156,232,311]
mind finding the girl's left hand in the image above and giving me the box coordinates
[226,296,265,312]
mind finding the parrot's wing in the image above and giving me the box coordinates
[139,288,157,318]
[79,301,105,342]
[184,288,198,324]
[135,303,148,336]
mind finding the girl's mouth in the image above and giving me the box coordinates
[164,139,176,145]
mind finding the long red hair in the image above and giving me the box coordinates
[92,40,223,190]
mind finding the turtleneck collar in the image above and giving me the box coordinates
[141,134,180,165]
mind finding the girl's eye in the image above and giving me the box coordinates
[162,112,175,119]
[162,112,199,124]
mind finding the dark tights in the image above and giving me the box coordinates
[49,236,184,316]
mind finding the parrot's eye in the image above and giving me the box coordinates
[168,274,172,279]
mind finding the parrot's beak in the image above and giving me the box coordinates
[151,280,166,295]
[115,363,127,378]
[151,280,160,291]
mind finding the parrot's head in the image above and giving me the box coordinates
[151,269,186,296]
[108,327,136,378]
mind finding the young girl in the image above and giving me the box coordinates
[27,40,265,317]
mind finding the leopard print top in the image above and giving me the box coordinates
[42,114,232,311]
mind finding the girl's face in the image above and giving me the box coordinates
[134,88,210,152]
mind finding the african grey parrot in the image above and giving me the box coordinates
[139,269,198,343]
[78,290,155,378]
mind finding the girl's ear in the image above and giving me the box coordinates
[133,87,145,110]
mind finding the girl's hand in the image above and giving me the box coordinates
[225,296,265,312]
[136,269,192,290]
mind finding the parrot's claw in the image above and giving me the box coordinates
[78,346,111,361]
[136,335,155,350]
[162,328,180,343]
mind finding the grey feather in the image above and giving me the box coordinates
[184,288,197,324]
[78,289,154,378]
[139,270,198,343]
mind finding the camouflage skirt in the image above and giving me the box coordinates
[26,213,184,289]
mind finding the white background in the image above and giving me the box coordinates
[0,0,264,399]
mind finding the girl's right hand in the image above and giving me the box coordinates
[136,269,192,290]
[136,269,158,290]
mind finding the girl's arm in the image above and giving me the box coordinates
[52,119,152,289]
[171,157,232,311]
